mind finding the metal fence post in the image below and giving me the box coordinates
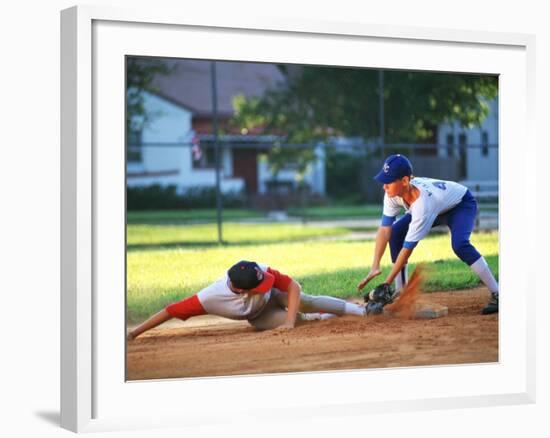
[210,61,223,244]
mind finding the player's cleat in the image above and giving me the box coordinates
[301,312,337,321]
[301,312,323,321]
[481,292,499,315]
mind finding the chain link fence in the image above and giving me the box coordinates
[127,139,498,205]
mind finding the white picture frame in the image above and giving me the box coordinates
[60,4,536,433]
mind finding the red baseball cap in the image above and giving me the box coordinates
[228,261,275,293]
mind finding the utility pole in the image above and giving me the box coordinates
[210,61,223,244]
[379,69,385,158]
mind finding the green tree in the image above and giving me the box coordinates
[232,66,497,191]
[232,66,498,144]
[126,57,173,134]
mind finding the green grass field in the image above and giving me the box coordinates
[127,209,263,224]
[287,205,383,219]
[126,221,498,323]
[128,204,498,224]
[126,206,382,225]
[127,223,350,249]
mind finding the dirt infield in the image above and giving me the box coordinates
[126,287,498,381]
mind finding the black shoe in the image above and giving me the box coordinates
[365,301,385,315]
[482,292,499,315]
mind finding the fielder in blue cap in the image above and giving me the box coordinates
[358,154,499,315]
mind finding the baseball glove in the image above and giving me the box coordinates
[364,283,397,315]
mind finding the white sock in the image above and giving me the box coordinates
[394,265,408,292]
[345,302,366,316]
[470,257,499,295]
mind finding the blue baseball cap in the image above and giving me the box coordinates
[374,154,413,184]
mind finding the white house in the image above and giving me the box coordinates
[126,90,326,196]
[257,144,326,195]
[437,97,498,181]
[126,91,244,194]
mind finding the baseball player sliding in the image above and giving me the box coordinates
[357,154,499,315]
[127,260,369,340]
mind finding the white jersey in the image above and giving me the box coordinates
[382,177,468,243]
[196,263,272,320]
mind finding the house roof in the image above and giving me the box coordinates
[151,59,286,117]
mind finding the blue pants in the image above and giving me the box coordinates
[389,191,481,266]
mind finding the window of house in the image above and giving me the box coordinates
[281,161,300,171]
[192,143,217,169]
[481,131,489,157]
[446,133,454,157]
[127,128,143,163]
[458,133,467,180]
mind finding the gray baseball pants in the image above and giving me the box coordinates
[248,288,347,331]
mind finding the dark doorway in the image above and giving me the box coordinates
[232,148,258,194]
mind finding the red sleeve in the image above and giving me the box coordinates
[267,267,293,292]
[165,294,207,320]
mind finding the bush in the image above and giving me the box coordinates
[127,184,247,210]
[127,185,180,210]
[325,149,365,202]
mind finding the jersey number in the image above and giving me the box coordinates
[432,181,447,190]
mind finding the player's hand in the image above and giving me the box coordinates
[274,321,295,332]
[357,268,382,290]
[126,330,136,341]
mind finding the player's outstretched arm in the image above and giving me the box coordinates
[127,309,172,340]
[358,226,392,290]
[276,280,302,330]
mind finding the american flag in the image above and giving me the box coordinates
[191,134,202,161]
